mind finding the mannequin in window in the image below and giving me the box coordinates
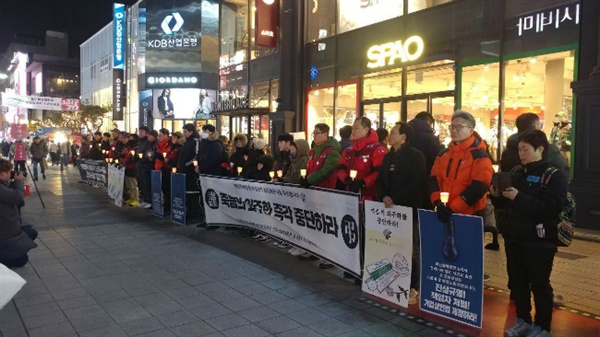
[550,111,571,162]
[158,89,174,118]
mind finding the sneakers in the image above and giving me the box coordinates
[142,203,152,209]
[552,295,564,307]
[129,201,139,207]
[298,252,317,260]
[525,325,551,337]
[42,174,46,180]
[273,241,290,248]
[288,247,305,256]
[505,318,532,337]
[485,242,500,251]
[253,234,264,241]
[408,288,419,305]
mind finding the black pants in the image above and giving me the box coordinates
[162,171,171,211]
[0,226,38,268]
[411,219,421,290]
[13,160,26,173]
[505,240,556,331]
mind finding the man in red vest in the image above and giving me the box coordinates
[11,139,28,173]
[303,123,341,189]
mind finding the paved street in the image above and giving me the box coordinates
[1,164,599,337]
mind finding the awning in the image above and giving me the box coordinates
[212,108,270,117]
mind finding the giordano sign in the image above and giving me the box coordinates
[367,36,424,69]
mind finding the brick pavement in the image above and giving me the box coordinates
[1,165,599,337]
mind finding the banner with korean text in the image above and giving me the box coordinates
[418,210,484,328]
[363,201,413,307]
[200,175,362,275]
[170,173,186,225]
[77,159,108,189]
[107,165,125,207]
[1,93,80,111]
[151,170,164,217]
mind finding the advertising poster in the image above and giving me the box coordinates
[151,170,164,217]
[170,173,186,225]
[1,93,80,111]
[139,90,154,129]
[200,175,362,275]
[363,201,413,308]
[78,159,108,189]
[152,88,216,120]
[337,0,403,34]
[418,210,484,328]
[107,165,125,207]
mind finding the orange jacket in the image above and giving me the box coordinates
[429,132,493,215]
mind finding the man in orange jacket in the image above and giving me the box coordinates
[430,110,493,222]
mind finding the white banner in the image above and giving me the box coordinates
[363,200,413,307]
[200,176,362,275]
[1,93,80,111]
[107,165,125,207]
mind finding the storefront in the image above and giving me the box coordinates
[304,0,579,165]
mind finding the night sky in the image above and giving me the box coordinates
[0,0,138,57]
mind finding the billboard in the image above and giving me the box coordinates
[145,0,204,72]
[139,90,154,129]
[255,0,279,47]
[113,69,125,120]
[1,93,80,111]
[113,3,126,70]
[152,88,216,120]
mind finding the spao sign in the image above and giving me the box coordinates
[367,35,424,69]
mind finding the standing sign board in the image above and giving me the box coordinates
[107,165,125,207]
[78,159,108,189]
[363,201,413,307]
[170,173,186,225]
[151,170,164,217]
[418,210,484,328]
[200,175,362,275]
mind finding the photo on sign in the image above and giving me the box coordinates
[152,88,217,120]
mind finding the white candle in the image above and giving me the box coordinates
[492,164,499,173]
[349,170,358,179]
[237,167,243,175]
[440,192,449,204]
[163,152,167,157]
[269,171,275,179]
[115,159,119,164]
[300,169,306,178]
[172,167,177,173]
[109,158,113,163]
[192,160,198,166]
[276,170,282,178]
[130,150,135,155]
[138,153,143,158]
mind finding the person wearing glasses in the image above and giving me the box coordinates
[429,110,493,224]
[302,123,341,189]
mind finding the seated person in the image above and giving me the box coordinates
[0,159,37,268]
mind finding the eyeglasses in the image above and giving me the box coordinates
[312,131,326,137]
[448,124,471,131]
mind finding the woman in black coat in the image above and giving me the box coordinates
[491,130,567,337]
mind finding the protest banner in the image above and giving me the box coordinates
[107,164,125,207]
[200,175,362,275]
[151,170,164,217]
[77,159,108,189]
[170,173,186,225]
[363,201,413,307]
[418,210,484,328]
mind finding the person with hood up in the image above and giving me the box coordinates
[248,154,274,181]
[122,134,140,206]
[336,117,388,200]
[281,140,309,185]
[242,138,267,178]
[338,125,352,152]
[409,111,442,180]
[229,133,248,176]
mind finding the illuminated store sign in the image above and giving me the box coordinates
[367,36,424,69]
[145,72,203,89]
[113,3,126,70]
[212,96,250,113]
[256,0,279,47]
[516,3,579,36]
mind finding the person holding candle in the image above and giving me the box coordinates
[281,140,309,185]
[375,121,426,305]
[154,129,174,214]
[137,130,158,210]
[302,123,341,189]
[274,133,294,180]
[229,134,249,177]
[336,117,387,200]
[195,124,226,177]
[89,131,104,160]
[178,124,202,225]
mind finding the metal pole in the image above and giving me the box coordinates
[25,163,46,209]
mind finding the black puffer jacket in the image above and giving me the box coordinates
[501,132,570,178]
[408,118,442,175]
[493,158,568,243]
[196,132,225,176]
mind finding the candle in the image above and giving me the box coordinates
[130,150,135,155]
[492,164,499,173]
[105,158,109,163]
[115,159,119,164]
[138,153,143,158]
[300,169,306,178]
[109,158,113,163]
[440,192,449,204]
[172,167,177,173]
[349,170,358,179]
[111,147,115,151]
[276,170,282,178]
[192,160,198,166]
[269,171,275,179]
[163,152,167,157]
[237,167,243,175]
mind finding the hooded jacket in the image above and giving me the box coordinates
[282,139,310,184]
[408,118,442,175]
[501,132,570,178]
[429,132,493,215]
[230,133,248,175]
[336,130,387,199]
[306,137,341,188]
[248,155,274,181]
[196,131,225,176]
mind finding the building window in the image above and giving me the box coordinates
[221,0,249,66]
[250,0,278,59]
[334,82,357,137]
[337,0,403,34]
[45,71,79,96]
[307,86,335,136]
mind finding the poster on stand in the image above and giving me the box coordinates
[200,175,362,275]
[363,201,413,308]
[418,210,484,328]
[77,159,108,189]
[151,170,164,217]
[107,165,125,207]
[170,173,186,225]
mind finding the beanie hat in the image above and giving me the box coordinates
[252,138,267,150]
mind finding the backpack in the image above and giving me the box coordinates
[540,167,576,247]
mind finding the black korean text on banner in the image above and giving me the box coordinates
[255,0,279,48]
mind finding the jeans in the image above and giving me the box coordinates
[505,240,557,331]
[31,158,45,179]
[60,154,68,169]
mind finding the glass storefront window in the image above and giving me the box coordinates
[407,98,428,122]
[334,83,357,137]
[307,87,334,135]
[382,101,401,130]
[306,0,336,42]
[363,70,402,100]
[363,103,380,129]
[221,0,249,66]
[407,0,454,14]
[45,72,79,96]
[250,81,270,108]
[220,115,231,139]
[406,61,455,95]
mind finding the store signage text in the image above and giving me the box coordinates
[148,37,198,49]
[147,76,198,85]
[516,3,579,36]
[212,96,249,113]
[367,35,424,69]
[113,69,124,120]
[113,3,126,70]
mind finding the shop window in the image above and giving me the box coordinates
[382,101,401,131]
[363,70,402,100]
[221,0,249,66]
[334,83,357,137]
[307,87,334,135]
[307,0,336,42]
[407,0,454,14]
[250,81,270,108]
[252,115,269,144]
[45,71,79,96]
[270,79,279,112]
[406,61,455,95]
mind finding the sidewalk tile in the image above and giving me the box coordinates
[196,281,232,294]
[286,308,330,325]
[0,326,29,337]
[91,288,130,303]
[79,324,128,337]
[275,326,324,337]
[190,303,233,320]
[145,300,185,316]
[221,296,261,312]
[249,291,290,305]
[109,307,153,324]
[336,311,384,329]
[177,293,217,309]
[169,321,217,337]
[18,301,61,318]
[27,321,76,337]
[222,276,257,287]
[14,293,55,308]
[295,293,334,307]
[165,285,202,300]
[22,310,67,330]
[306,317,354,336]
[50,287,90,301]
[238,306,281,322]
[205,313,250,331]
[314,302,353,317]
[120,316,166,336]
[267,299,308,315]
[255,316,301,334]
[223,324,271,337]
[69,313,115,332]
[156,310,201,328]
[236,283,271,296]
[63,303,107,320]
[362,322,413,336]
[57,294,97,310]
[101,297,140,312]
[136,329,177,337]
[276,285,316,299]
[206,289,245,302]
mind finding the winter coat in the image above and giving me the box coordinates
[408,118,442,175]
[336,130,387,199]
[155,139,171,171]
[429,132,493,215]
[177,132,201,190]
[247,155,274,181]
[276,151,292,177]
[242,148,265,178]
[123,142,138,177]
[12,141,28,161]
[163,142,181,172]
[376,144,426,210]
[0,179,37,260]
[138,139,157,170]
[492,158,567,243]
[89,139,103,160]
[282,139,309,185]
[306,137,341,188]
[29,141,47,160]
[501,132,570,178]
[339,138,352,152]
[196,132,225,176]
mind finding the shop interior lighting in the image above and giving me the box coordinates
[530,57,537,64]
[484,64,490,70]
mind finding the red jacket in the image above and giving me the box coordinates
[123,145,138,171]
[155,139,171,171]
[336,130,387,200]
[429,132,493,215]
